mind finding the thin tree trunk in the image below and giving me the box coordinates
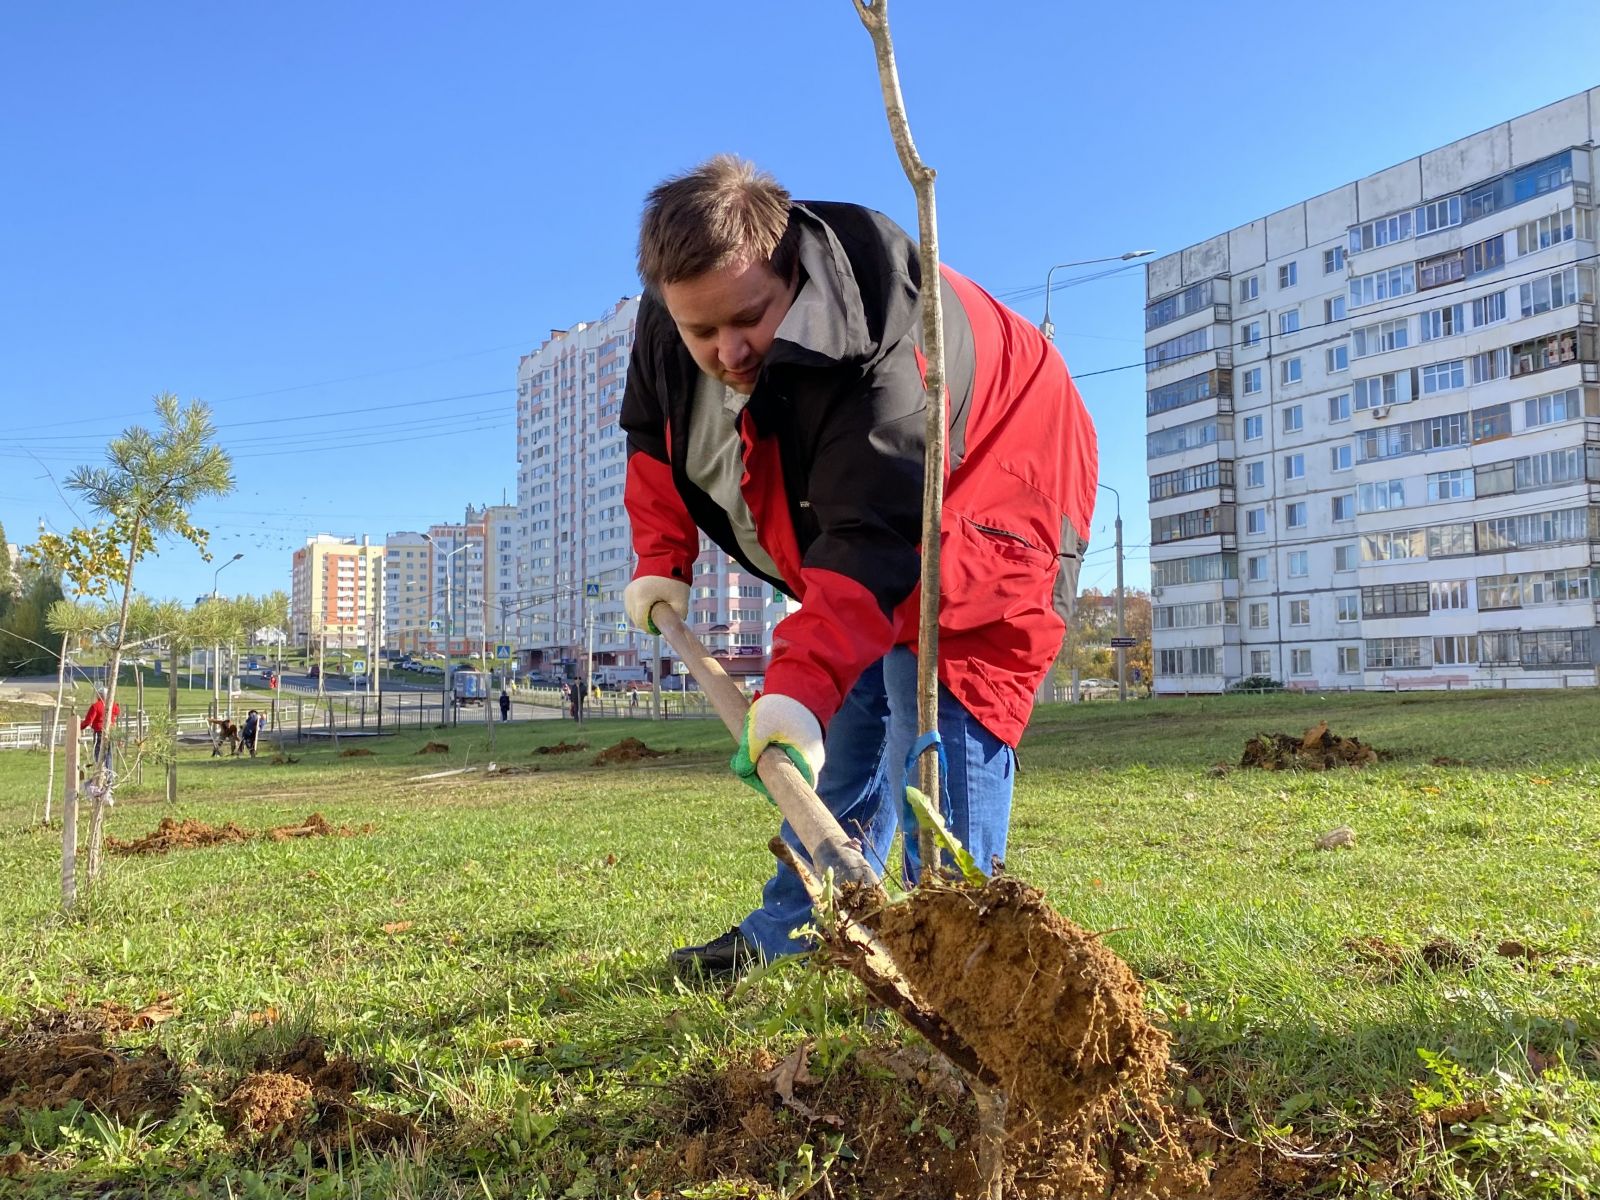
[62,705,78,912]
[166,645,178,804]
[852,0,946,872]
[42,631,69,825]
[88,513,142,887]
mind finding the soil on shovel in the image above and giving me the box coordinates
[1240,721,1381,770]
[417,741,450,755]
[107,817,252,856]
[870,875,1175,1135]
[535,740,588,755]
[224,1036,418,1154]
[0,1013,181,1130]
[593,737,668,766]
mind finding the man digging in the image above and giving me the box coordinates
[621,156,1098,978]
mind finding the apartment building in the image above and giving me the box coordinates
[1144,87,1600,693]
[383,504,517,657]
[515,297,793,681]
[288,534,384,651]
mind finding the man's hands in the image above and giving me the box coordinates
[623,575,689,636]
[731,694,825,799]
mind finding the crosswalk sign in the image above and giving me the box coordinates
[495,644,512,660]
[585,582,600,598]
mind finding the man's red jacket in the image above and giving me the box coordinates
[622,202,1097,746]
[81,697,120,733]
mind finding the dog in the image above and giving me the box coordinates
[208,717,242,757]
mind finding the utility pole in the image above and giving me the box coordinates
[1099,483,1127,703]
[584,605,595,722]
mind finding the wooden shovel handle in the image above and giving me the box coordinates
[650,602,880,889]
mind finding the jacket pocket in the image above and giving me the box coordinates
[940,514,1058,636]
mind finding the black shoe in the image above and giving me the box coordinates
[669,927,756,979]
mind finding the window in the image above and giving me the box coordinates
[1516,208,1589,256]
[1279,262,1298,288]
[1288,550,1309,577]
[1361,528,1426,562]
[1280,358,1302,385]
[1428,522,1475,558]
[1353,370,1410,411]
[1150,460,1235,500]
[1285,502,1307,529]
[1430,580,1469,611]
[1239,274,1260,303]
[1289,648,1311,675]
[1332,492,1354,521]
[1519,266,1591,317]
[1327,346,1349,373]
[1240,320,1263,347]
[1154,601,1238,629]
[1357,480,1405,513]
[1330,443,1353,472]
[1246,507,1267,534]
[1351,319,1409,359]
[1242,367,1263,396]
[1471,348,1510,384]
[1151,553,1239,586]
[1248,603,1270,628]
[1335,543,1358,572]
[1421,359,1466,395]
[1245,460,1265,488]
[1251,650,1273,675]
[1434,635,1479,666]
[1279,309,1301,335]
[1247,555,1268,581]
[1415,195,1462,235]
[1283,453,1305,480]
[1336,594,1359,622]
[1475,506,1591,552]
[1328,393,1351,423]
[1149,370,1227,416]
[1472,403,1512,443]
[1349,264,1416,309]
[1147,416,1228,459]
[1282,405,1303,433]
[1426,469,1473,502]
[1243,414,1263,440]
[1147,327,1211,369]
[1158,647,1221,675]
[1338,645,1362,673]
[1324,246,1346,274]
[1419,304,1464,342]
[1146,280,1222,330]
[1288,599,1310,626]
[1365,637,1427,669]
[1472,292,1507,327]
[1348,212,1413,253]
[1521,629,1592,667]
[1324,295,1347,323]
[1524,387,1586,429]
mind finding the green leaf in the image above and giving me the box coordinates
[902,785,986,884]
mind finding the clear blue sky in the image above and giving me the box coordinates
[3,1,1596,603]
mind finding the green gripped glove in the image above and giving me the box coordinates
[729,696,823,802]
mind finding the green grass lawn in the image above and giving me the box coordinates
[0,689,1597,1197]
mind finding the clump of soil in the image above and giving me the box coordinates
[1241,721,1380,770]
[594,737,667,765]
[266,812,372,842]
[270,753,299,765]
[870,876,1174,1134]
[535,740,588,755]
[339,747,374,758]
[0,1017,181,1129]
[224,1036,418,1154]
[417,741,450,755]
[107,817,251,856]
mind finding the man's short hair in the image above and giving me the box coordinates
[637,155,799,290]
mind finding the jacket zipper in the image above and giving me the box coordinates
[971,521,1036,550]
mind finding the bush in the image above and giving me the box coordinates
[1226,675,1284,694]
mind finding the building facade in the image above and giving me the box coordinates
[289,534,385,651]
[515,297,793,682]
[1145,87,1600,693]
[383,504,517,658]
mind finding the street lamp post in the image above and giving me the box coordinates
[424,533,476,723]
[1038,250,1155,343]
[210,553,243,715]
[1098,484,1127,702]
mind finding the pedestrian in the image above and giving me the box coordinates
[569,685,583,722]
[621,156,1096,977]
[499,689,511,722]
[241,709,261,757]
[80,686,120,767]
[628,683,639,710]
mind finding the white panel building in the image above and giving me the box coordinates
[1145,87,1600,693]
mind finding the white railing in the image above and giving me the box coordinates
[0,714,215,752]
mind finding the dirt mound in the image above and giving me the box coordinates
[107,817,251,856]
[1240,721,1380,770]
[339,747,374,757]
[269,753,299,765]
[266,812,372,841]
[633,1041,1205,1200]
[535,740,588,755]
[870,876,1175,1135]
[0,1024,180,1128]
[224,1036,417,1153]
[593,737,667,765]
[417,741,449,755]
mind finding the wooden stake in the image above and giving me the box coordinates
[62,705,78,912]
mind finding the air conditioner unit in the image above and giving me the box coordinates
[1371,406,1390,420]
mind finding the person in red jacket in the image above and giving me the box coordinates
[81,686,120,765]
[622,156,1098,977]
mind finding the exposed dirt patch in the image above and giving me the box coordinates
[339,747,374,757]
[224,1036,419,1154]
[269,753,299,765]
[0,1014,181,1129]
[870,876,1173,1136]
[1430,755,1464,767]
[593,737,668,765]
[535,740,588,755]
[1240,721,1381,770]
[266,812,373,842]
[107,817,251,856]
[417,741,450,755]
[1344,933,1515,975]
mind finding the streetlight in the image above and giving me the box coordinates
[1039,250,1155,343]
[1097,484,1128,702]
[423,533,477,718]
[210,552,243,713]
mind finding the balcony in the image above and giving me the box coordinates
[1511,325,1598,380]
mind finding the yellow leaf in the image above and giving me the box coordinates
[381,920,414,935]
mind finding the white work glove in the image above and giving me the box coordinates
[732,693,826,798]
[623,575,689,635]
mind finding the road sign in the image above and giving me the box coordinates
[352,659,367,675]
[585,582,601,598]
[428,619,442,633]
[1109,636,1138,649]
[495,643,511,660]
[615,622,627,633]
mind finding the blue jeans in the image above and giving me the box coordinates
[739,645,1017,961]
